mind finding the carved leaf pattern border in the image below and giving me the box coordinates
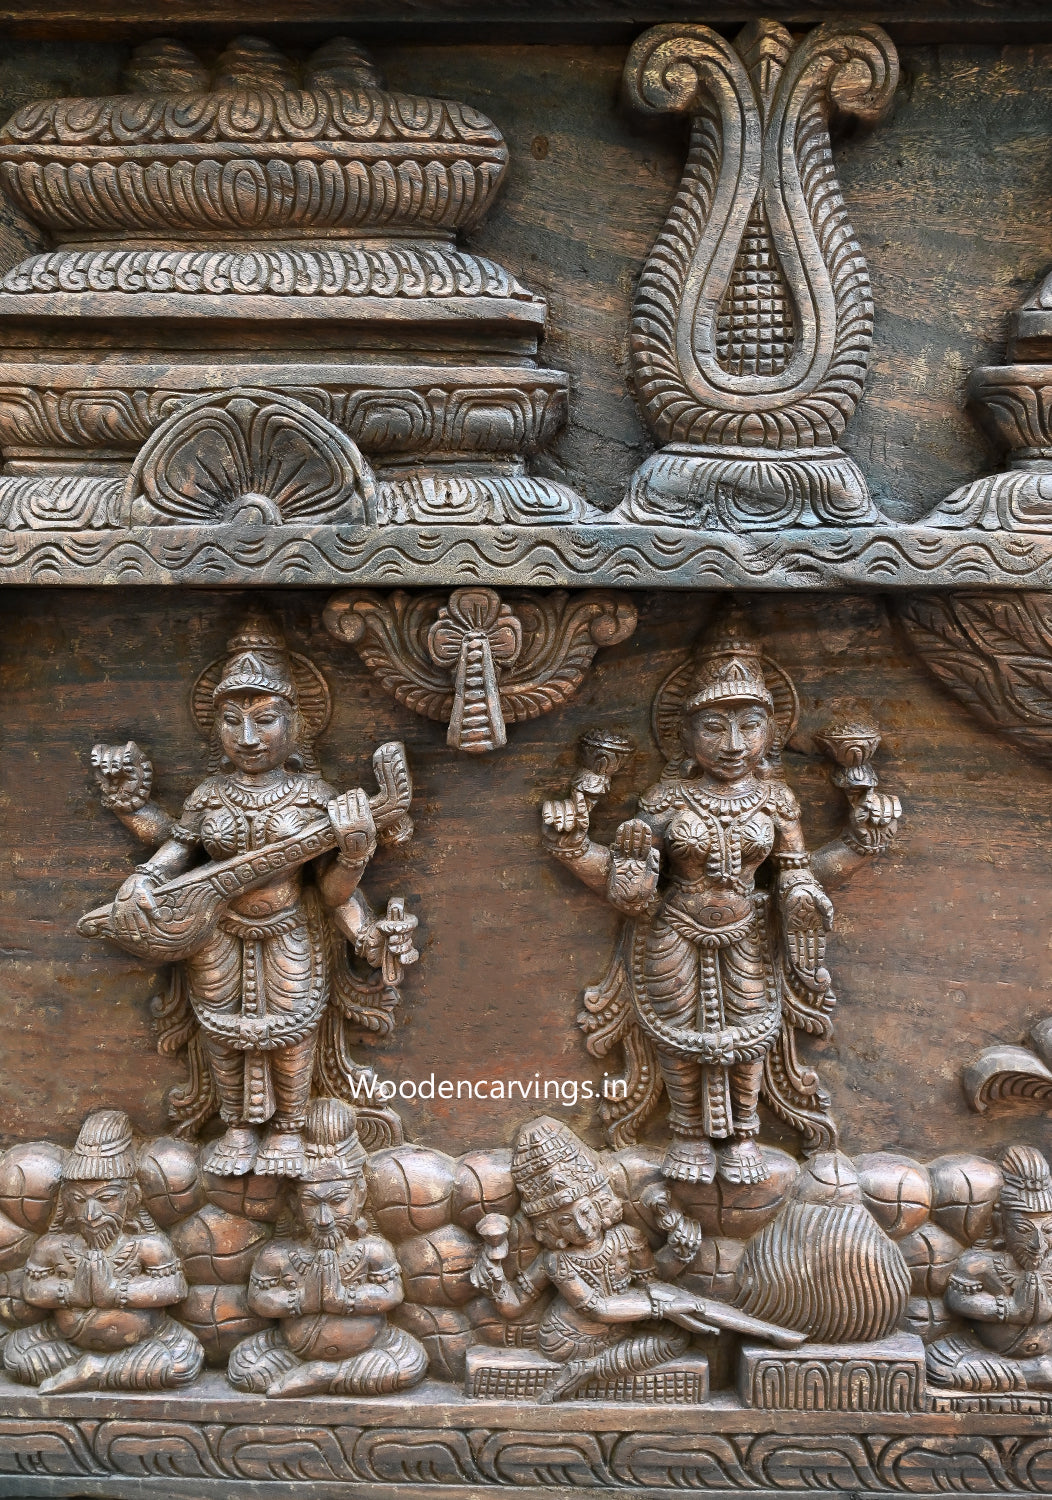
[1,1415,1052,1491]
[897,592,1052,763]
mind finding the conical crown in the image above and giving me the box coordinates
[213,615,297,707]
[1000,1144,1052,1215]
[683,606,773,715]
[64,1109,135,1182]
[301,1097,367,1183]
[511,1115,609,1218]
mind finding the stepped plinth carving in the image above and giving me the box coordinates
[0,36,589,531]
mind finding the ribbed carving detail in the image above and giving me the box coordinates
[734,1199,910,1343]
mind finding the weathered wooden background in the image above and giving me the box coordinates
[0,31,1050,1165]
[0,584,1047,1167]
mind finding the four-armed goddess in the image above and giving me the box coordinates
[542,610,901,1186]
[81,618,418,1179]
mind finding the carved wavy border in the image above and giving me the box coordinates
[1,524,1052,587]
[0,1384,1049,1494]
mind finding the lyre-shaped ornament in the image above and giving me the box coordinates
[616,19,898,531]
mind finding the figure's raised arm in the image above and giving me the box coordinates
[541,729,646,906]
[91,742,175,849]
[809,718,902,891]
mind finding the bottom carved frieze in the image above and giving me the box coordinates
[0,1106,1048,1493]
[0,1379,1050,1497]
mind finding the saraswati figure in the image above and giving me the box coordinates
[541,607,901,1186]
[80,616,418,1179]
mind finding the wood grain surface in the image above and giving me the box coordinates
[0,585,1048,1171]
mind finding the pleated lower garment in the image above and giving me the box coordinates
[185,899,326,1129]
[643,905,773,1140]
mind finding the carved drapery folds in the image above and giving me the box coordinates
[323,588,637,753]
[0,36,589,531]
[615,20,898,530]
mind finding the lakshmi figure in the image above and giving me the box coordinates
[541,608,900,1186]
[83,617,417,1178]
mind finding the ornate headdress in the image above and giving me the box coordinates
[212,617,298,707]
[300,1098,368,1184]
[1000,1145,1052,1215]
[63,1109,136,1182]
[511,1115,609,1219]
[190,614,333,772]
[682,606,774,715]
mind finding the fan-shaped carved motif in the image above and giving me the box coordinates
[124,388,376,526]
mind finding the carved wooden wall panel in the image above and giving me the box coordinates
[1,8,1052,1496]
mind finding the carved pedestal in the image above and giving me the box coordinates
[464,1346,711,1402]
[738,1334,927,1412]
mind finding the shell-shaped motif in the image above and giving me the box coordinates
[734,1196,911,1343]
[124,388,375,526]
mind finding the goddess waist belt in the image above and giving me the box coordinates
[218,904,304,941]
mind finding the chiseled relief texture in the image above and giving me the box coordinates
[1,14,1052,1500]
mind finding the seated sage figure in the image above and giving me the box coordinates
[227,1098,427,1397]
[472,1115,718,1403]
[4,1109,204,1393]
[927,1145,1052,1394]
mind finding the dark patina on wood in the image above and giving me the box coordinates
[0,8,1049,1495]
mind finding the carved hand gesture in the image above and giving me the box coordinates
[610,818,653,862]
[647,1281,718,1335]
[607,818,661,915]
[641,1182,704,1262]
[847,787,902,852]
[1009,1270,1052,1328]
[541,787,590,846]
[469,1249,508,1297]
[91,742,154,812]
[374,903,419,969]
[781,878,835,993]
[328,788,377,863]
[111,868,161,947]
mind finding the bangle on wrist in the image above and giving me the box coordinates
[773,852,810,869]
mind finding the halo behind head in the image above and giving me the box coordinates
[190,615,333,771]
[652,608,798,766]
